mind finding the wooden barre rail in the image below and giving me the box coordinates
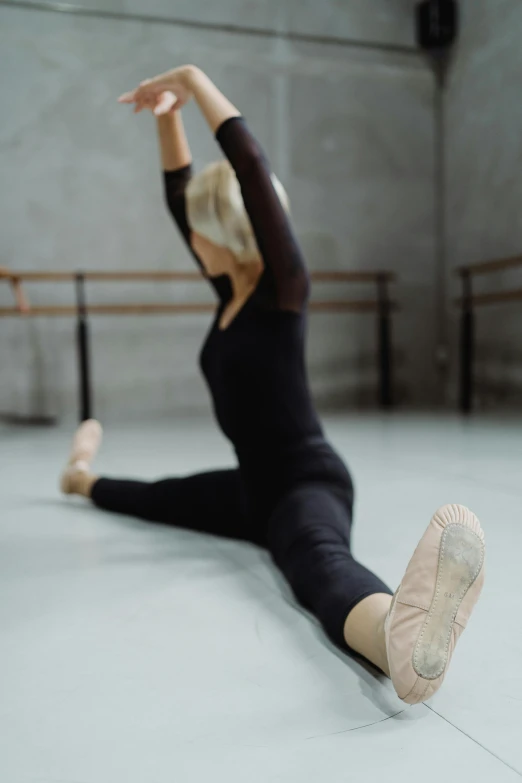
[1,267,396,419]
[457,253,522,414]
[0,269,396,284]
[0,300,392,318]
[457,254,522,277]
[455,287,522,309]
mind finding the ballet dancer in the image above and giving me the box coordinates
[60,65,485,704]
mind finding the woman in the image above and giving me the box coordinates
[61,65,485,705]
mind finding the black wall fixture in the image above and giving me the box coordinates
[416,0,460,90]
[416,0,459,56]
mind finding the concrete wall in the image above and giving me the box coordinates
[5,0,419,46]
[446,0,522,407]
[0,2,436,423]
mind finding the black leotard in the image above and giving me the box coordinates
[92,117,391,650]
[164,118,352,522]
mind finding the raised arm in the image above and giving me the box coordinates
[156,109,194,246]
[156,108,191,172]
[181,67,240,133]
[123,67,310,311]
[212,116,309,311]
[190,71,309,311]
[119,86,193,231]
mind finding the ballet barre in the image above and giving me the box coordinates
[456,254,522,413]
[1,269,397,420]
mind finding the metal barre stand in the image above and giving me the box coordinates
[377,274,393,409]
[459,269,474,414]
[75,273,93,422]
[0,269,397,422]
[71,273,395,423]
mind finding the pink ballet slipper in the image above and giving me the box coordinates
[385,504,485,704]
[60,419,103,495]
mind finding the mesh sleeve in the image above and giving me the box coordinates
[216,117,310,312]
[163,165,206,272]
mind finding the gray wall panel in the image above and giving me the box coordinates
[0,4,433,421]
[446,0,522,407]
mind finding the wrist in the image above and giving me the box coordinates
[156,110,177,125]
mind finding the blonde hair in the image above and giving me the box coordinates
[186,160,289,263]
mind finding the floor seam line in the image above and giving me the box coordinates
[425,704,522,777]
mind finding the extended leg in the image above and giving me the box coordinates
[269,487,486,704]
[91,469,254,542]
[60,420,255,543]
[267,484,392,670]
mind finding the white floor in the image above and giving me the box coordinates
[1,413,521,782]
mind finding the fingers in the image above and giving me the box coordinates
[117,90,136,103]
[118,70,176,106]
[118,83,153,107]
[118,81,178,117]
[134,96,152,114]
[118,85,152,113]
[118,84,177,117]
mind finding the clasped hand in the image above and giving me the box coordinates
[118,65,197,116]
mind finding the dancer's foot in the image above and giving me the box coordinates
[385,504,485,704]
[60,419,102,496]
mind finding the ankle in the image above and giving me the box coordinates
[375,614,391,677]
[62,467,97,497]
[343,593,392,675]
[75,471,97,497]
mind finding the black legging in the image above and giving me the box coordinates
[92,471,391,650]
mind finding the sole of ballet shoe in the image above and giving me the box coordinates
[385,504,485,705]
